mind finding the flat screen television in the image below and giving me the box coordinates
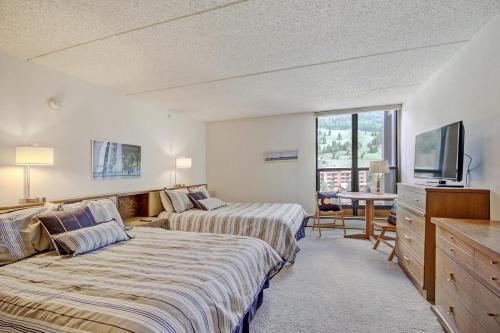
[414,121,464,183]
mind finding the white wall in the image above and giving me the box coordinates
[0,52,206,206]
[207,113,316,212]
[401,14,500,219]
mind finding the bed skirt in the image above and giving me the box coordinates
[233,262,284,333]
[294,216,309,240]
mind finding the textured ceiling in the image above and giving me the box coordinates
[1,0,499,121]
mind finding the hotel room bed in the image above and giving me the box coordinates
[0,227,283,333]
[159,202,308,263]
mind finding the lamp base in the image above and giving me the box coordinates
[19,197,46,204]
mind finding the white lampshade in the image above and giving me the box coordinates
[175,157,192,169]
[369,160,389,173]
[16,146,54,165]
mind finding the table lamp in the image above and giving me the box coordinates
[16,145,54,203]
[369,160,389,193]
[174,157,192,187]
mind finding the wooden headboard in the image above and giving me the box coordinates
[0,184,208,216]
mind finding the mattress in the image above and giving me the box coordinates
[159,202,308,263]
[0,227,283,333]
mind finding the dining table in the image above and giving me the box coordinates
[336,191,397,240]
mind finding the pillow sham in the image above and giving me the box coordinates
[37,206,99,255]
[61,198,125,230]
[160,189,175,213]
[196,197,227,211]
[52,220,130,256]
[84,198,125,230]
[165,188,194,213]
[0,204,59,266]
[188,185,211,198]
[187,191,207,209]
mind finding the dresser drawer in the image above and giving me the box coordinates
[437,226,474,256]
[474,280,500,333]
[437,234,475,271]
[396,204,425,237]
[435,286,482,333]
[436,248,475,310]
[397,224,424,261]
[397,186,426,212]
[475,249,500,274]
[397,241,424,287]
[475,260,500,294]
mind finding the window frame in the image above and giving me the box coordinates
[315,107,400,210]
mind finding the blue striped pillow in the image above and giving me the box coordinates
[51,220,130,256]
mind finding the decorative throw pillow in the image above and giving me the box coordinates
[165,188,194,213]
[51,220,130,256]
[37,206,99,255]
[160,189,175,213]
[188,186,211,198]
[196,198,226,211]
[187,191,207,209]
[62,198,125,230]
[317,192,341,212]
[0,204,59,266]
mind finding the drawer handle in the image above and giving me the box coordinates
[449,236,454,240]
[446,273,455,283]
[404,216,412,222]
[491,260,498,265]
[447,307,454,316]
[414,199,420,202]
[403,255,410,261]
[449,248,455,253]
[403,234,411,240]
[492,277,498,281]
[486,312,498,317]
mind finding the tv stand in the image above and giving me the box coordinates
[416,180,464,188]
[436,180,464,188]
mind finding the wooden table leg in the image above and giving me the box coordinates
[345,200,373,240]
[366,200,376,242]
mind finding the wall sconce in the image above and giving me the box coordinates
[16,145,54,203]
[174,157,192,188]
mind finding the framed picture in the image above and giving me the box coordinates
[264,150,298,162]
[92,140,141,179]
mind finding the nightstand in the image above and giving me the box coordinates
[123,216,166,229]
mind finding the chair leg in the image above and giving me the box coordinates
[312,216,315,230]
[388,247,396,261]
[373,228,386,250]
[341,214,346,237]
[317,216,322,237]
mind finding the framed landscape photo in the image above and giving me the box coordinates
[92,140,141,180]
[264,150,298,162]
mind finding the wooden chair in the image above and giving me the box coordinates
[313,192,346,237]
[372,221,397,261]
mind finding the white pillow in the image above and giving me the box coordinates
[165,188,194,213]
[197,198,226,211]
[84,199,125,230]
[160,190,174,213]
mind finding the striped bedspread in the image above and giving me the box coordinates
[159,202,307,263]
[0,227,283,333]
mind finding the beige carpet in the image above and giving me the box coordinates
[251,228,443,333]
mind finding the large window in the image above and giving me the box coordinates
[316,106,399,206]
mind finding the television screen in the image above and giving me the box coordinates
[414,121,464,181]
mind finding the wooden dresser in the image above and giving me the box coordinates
[431,218,499,333]
[396,183,490,301]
